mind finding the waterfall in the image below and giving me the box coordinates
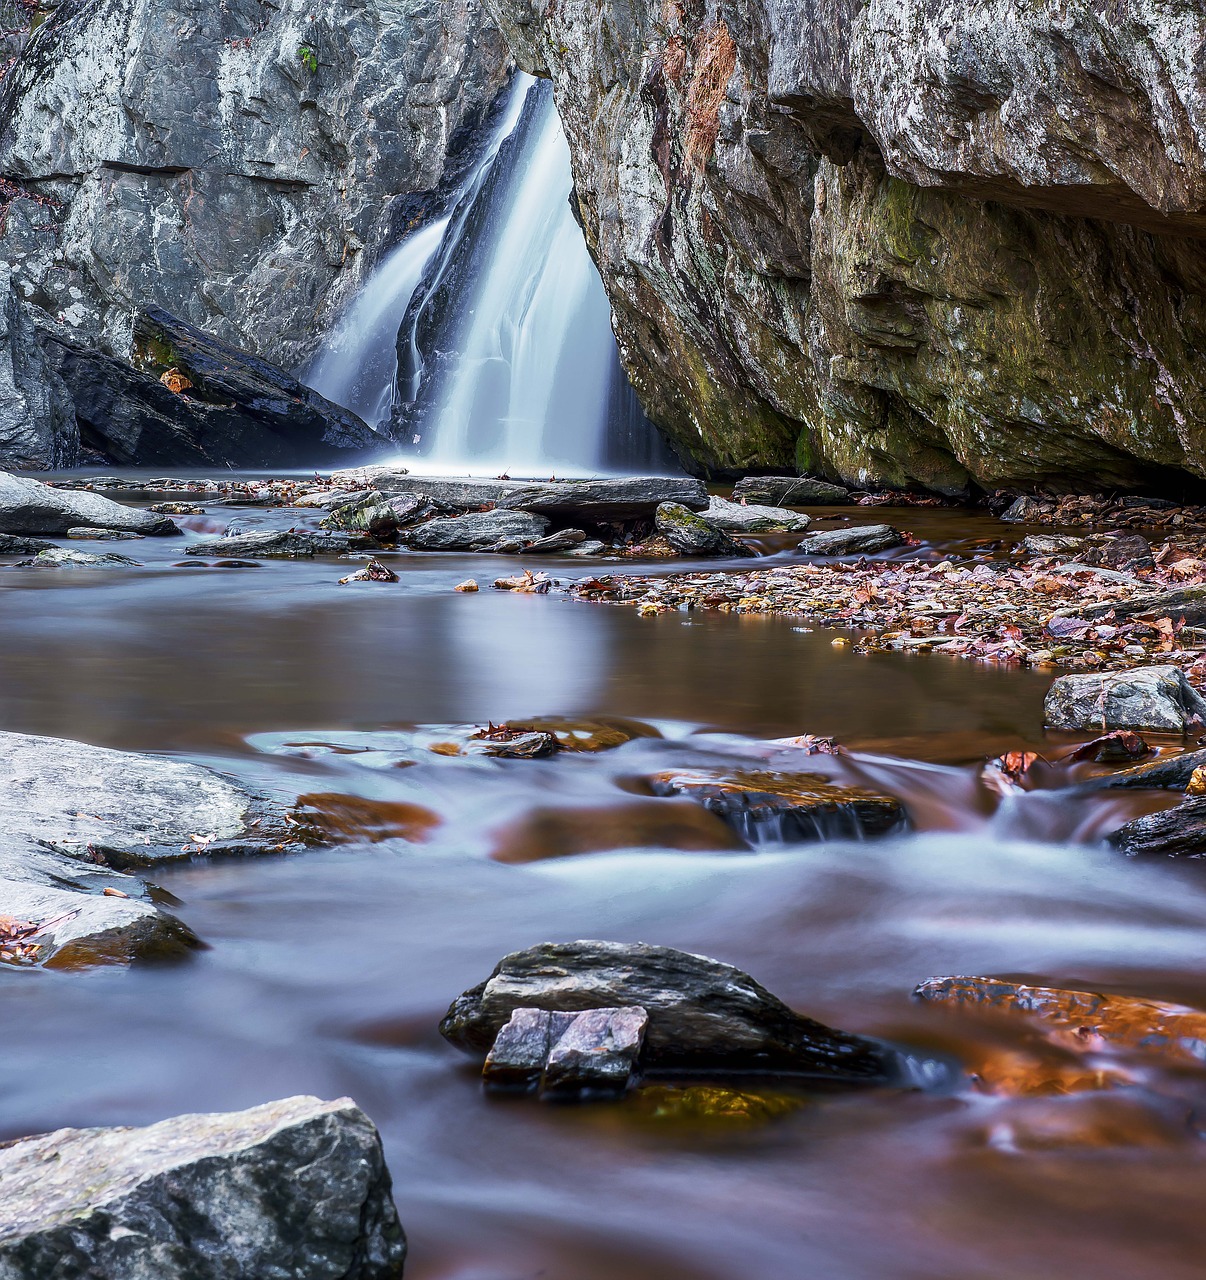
[304,75,674,475]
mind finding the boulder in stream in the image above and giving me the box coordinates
[1108,797,1206,857]
[0,1096,406,1279]
[0,730,287,868]
[0,838,197,968]
[654,502,754,557]
[0,471,178,536]
[0,533,54,554]
[704,496,811,532]
[440,939,892,1079]
[17,548,142,569]
[732,476,851,506]
[497,476,709,522]
[1071,585,1206,628]
[795,525,905,556]
[646,768,906,842]
[404,509,549,551]
[483,1006,648,1097]
[186,530,372,559]
[1044,666,1206,733]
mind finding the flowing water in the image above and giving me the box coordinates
[3,494,1205,1278]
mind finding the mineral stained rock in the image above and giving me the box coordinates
[440,939,891,1079]
[1044,667,1206,733]
[0,1096,407,1280]
[482,0,1206,492]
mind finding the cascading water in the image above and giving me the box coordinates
[304,74,674,475]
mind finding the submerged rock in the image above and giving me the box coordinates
[704,496,811,532]
[646,768,906,842]
[1108,797,1206,857]
[0,1096,406,1279]
[65,528,145,541]
[654,502,753,557]
[1044,666,1206,733]
[440,939,892,1079]
[404,509,549,551]
[732,477,851,507]
[186,530,370,559]
[497,476,709,522]
[0,838,197,969]
[0,471,177,536]
[795,525,904,556]
[0,730,284,868]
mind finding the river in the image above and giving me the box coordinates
[2,488,1204,1279]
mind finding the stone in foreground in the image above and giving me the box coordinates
[655,502,753,558]
[795,525,904,556]
[647,768,906,843]
[441,940,891,1080]
[1108,797,1206,857]
[483,1006,648,1097]
[0,838,197,968]
[0,471,177,536]
[0,730,281,867]
[404,509,549,551]
[732,476,850,506]
[704,496,811,532]
[1044,666,1206,733]
[0,1096,406,1280]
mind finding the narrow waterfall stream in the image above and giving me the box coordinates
[306,75,671,475]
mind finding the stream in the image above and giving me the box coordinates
[2,490,1205,1278]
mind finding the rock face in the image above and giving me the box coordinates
[0,1096,406,1279]
[1044,667,1206,733]
[0,729,283,867]
[0,471,177,535]
[482,0,1206,492]
[440,939,891,1079]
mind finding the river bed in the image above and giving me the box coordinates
[2,494,1205,1279]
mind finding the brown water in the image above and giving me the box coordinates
[3,494,1206,1279]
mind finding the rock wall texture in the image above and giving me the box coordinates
[483,0,1206,492]
[0,0,510,372]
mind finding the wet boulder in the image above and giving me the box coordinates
[320,491,439,537]
[497,476,709,522]
[0,532,53,554]
[17,548,141,569]
[704,496,811,532]
[0,1096,406,1279]
[0,730,286,868]
[186,530,372,559]
[404,509,549,551]
[646,768,906,843]
[1044,666,1206,733]
[654,502,754,557]
[483,1006,648,1097]
[795,525,904,556]
[732,476,850,506]
[440,939,892,1079]
[1072,585,1206,628]
[1000,496,1056,523]
[0,838,197,968]
[1108,797,1206,857]
[1021,534,1085,557]
[0,471,178,536]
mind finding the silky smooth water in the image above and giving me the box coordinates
[2,498,1204,1278]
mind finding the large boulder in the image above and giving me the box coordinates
[440,939,892,1079]
[0,730,287,868]
[0,838,197,968]
[44,309,389,469]
[733,477,850,506]
[404,508,549,550]
[795,525,904,556]
[481,0,1206,493]
[497,476,708,522]
[654,502,753,557]
[704,496,811,532]
[0,471,177,535]
[186,530,371,559]
[0,1096,406,1279]
[1108,797,1206,857]
[1044,667,1206,733]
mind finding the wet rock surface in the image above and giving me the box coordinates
[483,1006,648,1097]
[18,548,142,568]
[795,525,905,557]
[1108,798,1206,858]
[186,530,372,559]
[404,509,550,551]
[0,532,54,554]
[497,477,709,522]
[733,477,850,507]
[704,496,810,533]
[654,502,753,558]
[0,471,177,536]
[1044,667,1206,733]
[440,940,892,1079]
[646,768,906,843]
[0,1096,406,1279]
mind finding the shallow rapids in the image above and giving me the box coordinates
[2,492,1205,1279]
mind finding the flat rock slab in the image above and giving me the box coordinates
[186,530,370,558]
[655,502,753,557]
[0,838,197,968]
[18,548,142,568]
[441,939,891,1080]
[647,768,906,842]
[733,476,851,506]
[404,509,549,551]
[704,496,811,532]
[795,524,904,556]
[0,471,177,536]
[484,1006,648,1097]
[498,477,708,522]
[0,1096,406,1280]
[1108,796,1206,856]
[1044,666,1206,732]
[0,730,280,867]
